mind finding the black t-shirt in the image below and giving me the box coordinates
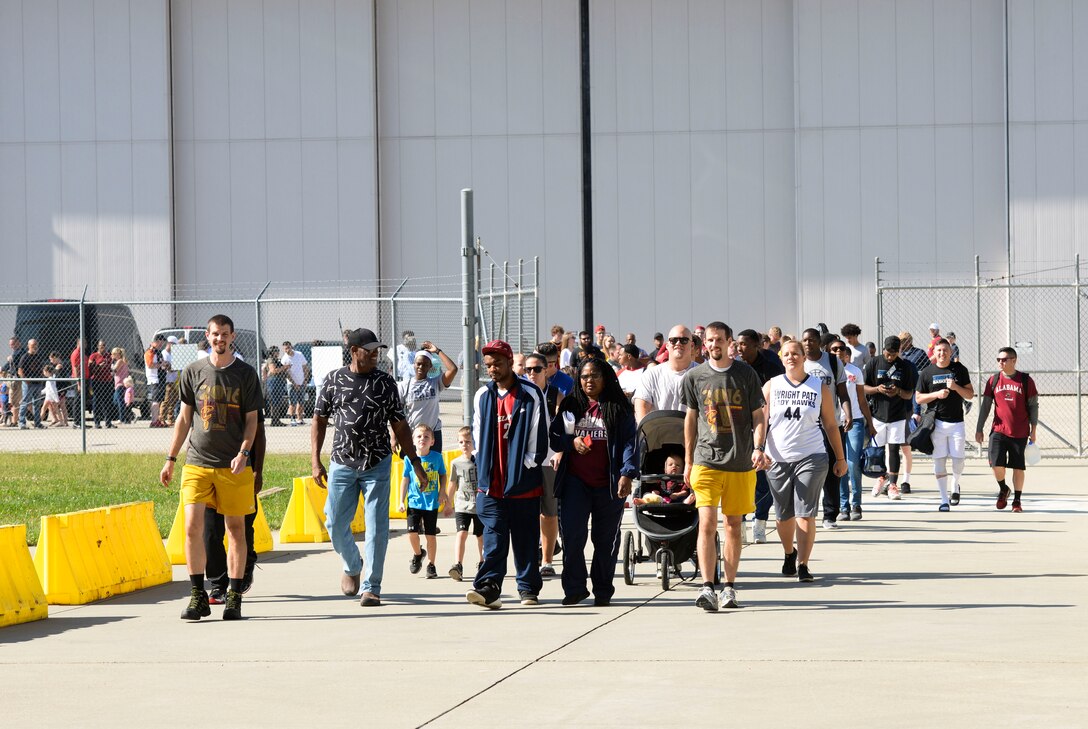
[315,366,406,471]
[864,355,917,423]
[918,362,971,423]
[18,351,48,380]
[746,350,785,385]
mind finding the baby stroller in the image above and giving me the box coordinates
[622,410,721,590]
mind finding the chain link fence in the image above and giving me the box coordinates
[1,258,536,454]
[877,255,1085,457]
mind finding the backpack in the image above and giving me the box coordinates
[986,370,1029,397]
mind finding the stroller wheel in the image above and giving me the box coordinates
[622,532,635,585]
[714,533,723,585]
[660,551,672,591]
[635,533,645,560]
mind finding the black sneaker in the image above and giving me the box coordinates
[466,583,502,609]
[448,562,463,581]
[593,596,611,607]
[562,590,590,606]
[409,548,426,574]
[241,566,255,594]
[852,505,863,520]
[540,563,557,577]
[426,563,437,579]
[900,482,912,494]
[782,550,798,577]
[181,587,211,620]
[519,591,539,605]
[222,590,243,620]
[950,492,960,506]
[798,564,815,582]
[208,587,226,605]
[840,510,852,521]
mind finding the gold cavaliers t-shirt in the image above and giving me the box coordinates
[178,357,263,468]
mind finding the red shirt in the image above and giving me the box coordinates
[87,352,112,382]
[70,348,86,378]
[985,372,1037,439]
[569,402,610,487]
[488,390,516,497]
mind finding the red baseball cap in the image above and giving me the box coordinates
[594,324,605,332]
[481,339,513,360]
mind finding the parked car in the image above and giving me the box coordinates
[15,300,147,415]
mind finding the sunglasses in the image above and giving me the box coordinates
[580,372,603,380]
[996,357,1014,363]
[525,366,544,374]
[830,346,845,353]
[668,337,690,346]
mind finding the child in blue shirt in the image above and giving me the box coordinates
[402,424,447,578]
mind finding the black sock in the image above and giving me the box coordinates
[702,581,713,589]
[229,578,244,593]
[725,581,735,588]
[1013,491,1022,503]
[998,479,1008,491]
[189,574,204,590]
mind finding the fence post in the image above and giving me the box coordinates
[533,256,540,348]
[501,260,509,341]
[517,258,525,352]
[975,255,983,398]
[874,257,882,345]
[1077,254,1083,455]
[390,278,408,381]
[254,281,270,364]
[461,189,478,427]
[79,286,87,454]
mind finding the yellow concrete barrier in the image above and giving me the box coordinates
[279,476,366,543]
[33,501,171,605]
[391,449,461,519]
[165,499,274,565]
[0,524,48,627]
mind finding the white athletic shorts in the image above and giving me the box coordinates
[931,419,966,459]
[873,418,908,446]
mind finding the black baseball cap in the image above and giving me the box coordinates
[345,328,386,350]
[883,335,901,352]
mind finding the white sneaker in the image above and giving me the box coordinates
[752,519,767,543]
[888,483,901,500]
[719,585,739,608]
[822,519,838,529]
[695,585,719,612]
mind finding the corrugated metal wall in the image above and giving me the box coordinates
[2,0,1088,343]
[0,0,172,299]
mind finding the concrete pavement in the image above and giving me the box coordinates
[2,459,1086,728]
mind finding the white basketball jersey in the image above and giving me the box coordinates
[767,374,826,461]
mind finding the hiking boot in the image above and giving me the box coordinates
[467,583,502,609]
[448,563,463,581]
[181,587,211,621]
[695,585,719,612]
[409,548,426,574]
[222,590,243,620]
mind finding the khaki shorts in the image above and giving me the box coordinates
[180,464,256,517]
[689,465,756,516]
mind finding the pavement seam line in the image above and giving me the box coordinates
[416,591,666,727]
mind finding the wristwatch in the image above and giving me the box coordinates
[754,444,765,452]
[240,449,251,458]
[166,455,177,462]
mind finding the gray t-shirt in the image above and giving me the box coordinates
[399,374,445,431]
[450,454,478,514]
[804,353,847,414]
[680,360,764,472]
[178,357,263,468]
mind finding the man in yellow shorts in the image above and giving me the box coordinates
[681,322,767,612]
[160,314,262,621]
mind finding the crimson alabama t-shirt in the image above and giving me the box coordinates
[984,372,1037,439]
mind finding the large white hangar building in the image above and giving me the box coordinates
[2,0,1087,340]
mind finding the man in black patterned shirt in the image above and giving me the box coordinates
[312,328,427,607]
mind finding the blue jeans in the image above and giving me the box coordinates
[557,474,625,601]
[19,382,42,426]
[326,457,391,596]
[475,493,542,596]
[753,469,773,521]
[840,420,865,510]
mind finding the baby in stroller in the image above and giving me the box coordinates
[633,452,694,506]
